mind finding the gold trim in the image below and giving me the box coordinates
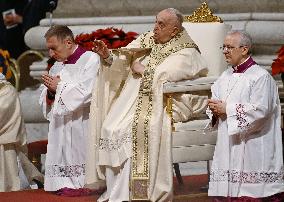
[8,59,20,91]
[166,94,175,131]
[17,50,45,65]
[131,179,149,200]
[131,30,198,200]
[131,67,154,200]
[184,2,223,23]
[14,50,44,91]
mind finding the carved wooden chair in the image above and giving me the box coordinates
[164,3,231,188]
[6,58,20,91]
[0,49,20,90]
[16,50,44,90]
[17,50,47,171]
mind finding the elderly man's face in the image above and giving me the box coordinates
[222,34,248,66]
[46,36,72,62]
[153,10,178,44]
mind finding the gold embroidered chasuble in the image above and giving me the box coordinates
[85,30,207,201]
[130,30,199,200]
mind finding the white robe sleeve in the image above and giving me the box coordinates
[103,33,143,64]
[205,78,222,131]
[39,84,51,120]
[53,54,100,116]
[39,62,63,120]
[226,73,278,136]
[211,79,221,100]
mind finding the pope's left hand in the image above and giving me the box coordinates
[42,74,61,93]
[208,99,227,119]
[131,61,145,75]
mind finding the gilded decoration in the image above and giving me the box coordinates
[184,2,223,23]
[131,30,198,200]
[165,94,175,131]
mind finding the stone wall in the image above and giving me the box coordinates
[53,0,284,18]
[26,13,284,57]
[22,1,284,143]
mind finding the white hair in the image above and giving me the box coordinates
[164,8,183,30]
[227,30,253,52]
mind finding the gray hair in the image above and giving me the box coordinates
[45,25,75,42]
[227,30,252,53]
[164,8,183,30]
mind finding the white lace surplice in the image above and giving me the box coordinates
[39,51,100,191]
[208,64,284,197]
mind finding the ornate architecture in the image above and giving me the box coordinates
[53,0,284,18]
[19,1,284,175]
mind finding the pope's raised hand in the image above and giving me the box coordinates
[92,40,110,59]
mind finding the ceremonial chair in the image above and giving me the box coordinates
[0,49,20,90]
[163,3,231,186]
[16,50,46,171]
[7,58,20,91]
[1,50,44,91]
[16,50,44,90]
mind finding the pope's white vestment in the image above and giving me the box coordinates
[39,48,100,191]
[208,61,284,198]
[85,30,208,202]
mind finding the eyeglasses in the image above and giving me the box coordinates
[220,45,244,52]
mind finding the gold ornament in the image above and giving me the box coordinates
[184,2,223,23]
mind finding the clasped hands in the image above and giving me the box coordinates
[208,99,227,120]
[42,74,61,93]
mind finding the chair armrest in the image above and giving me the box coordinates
[163,76,217,93]
[163,76,217,131]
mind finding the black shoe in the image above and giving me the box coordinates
[32,179,44,189]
